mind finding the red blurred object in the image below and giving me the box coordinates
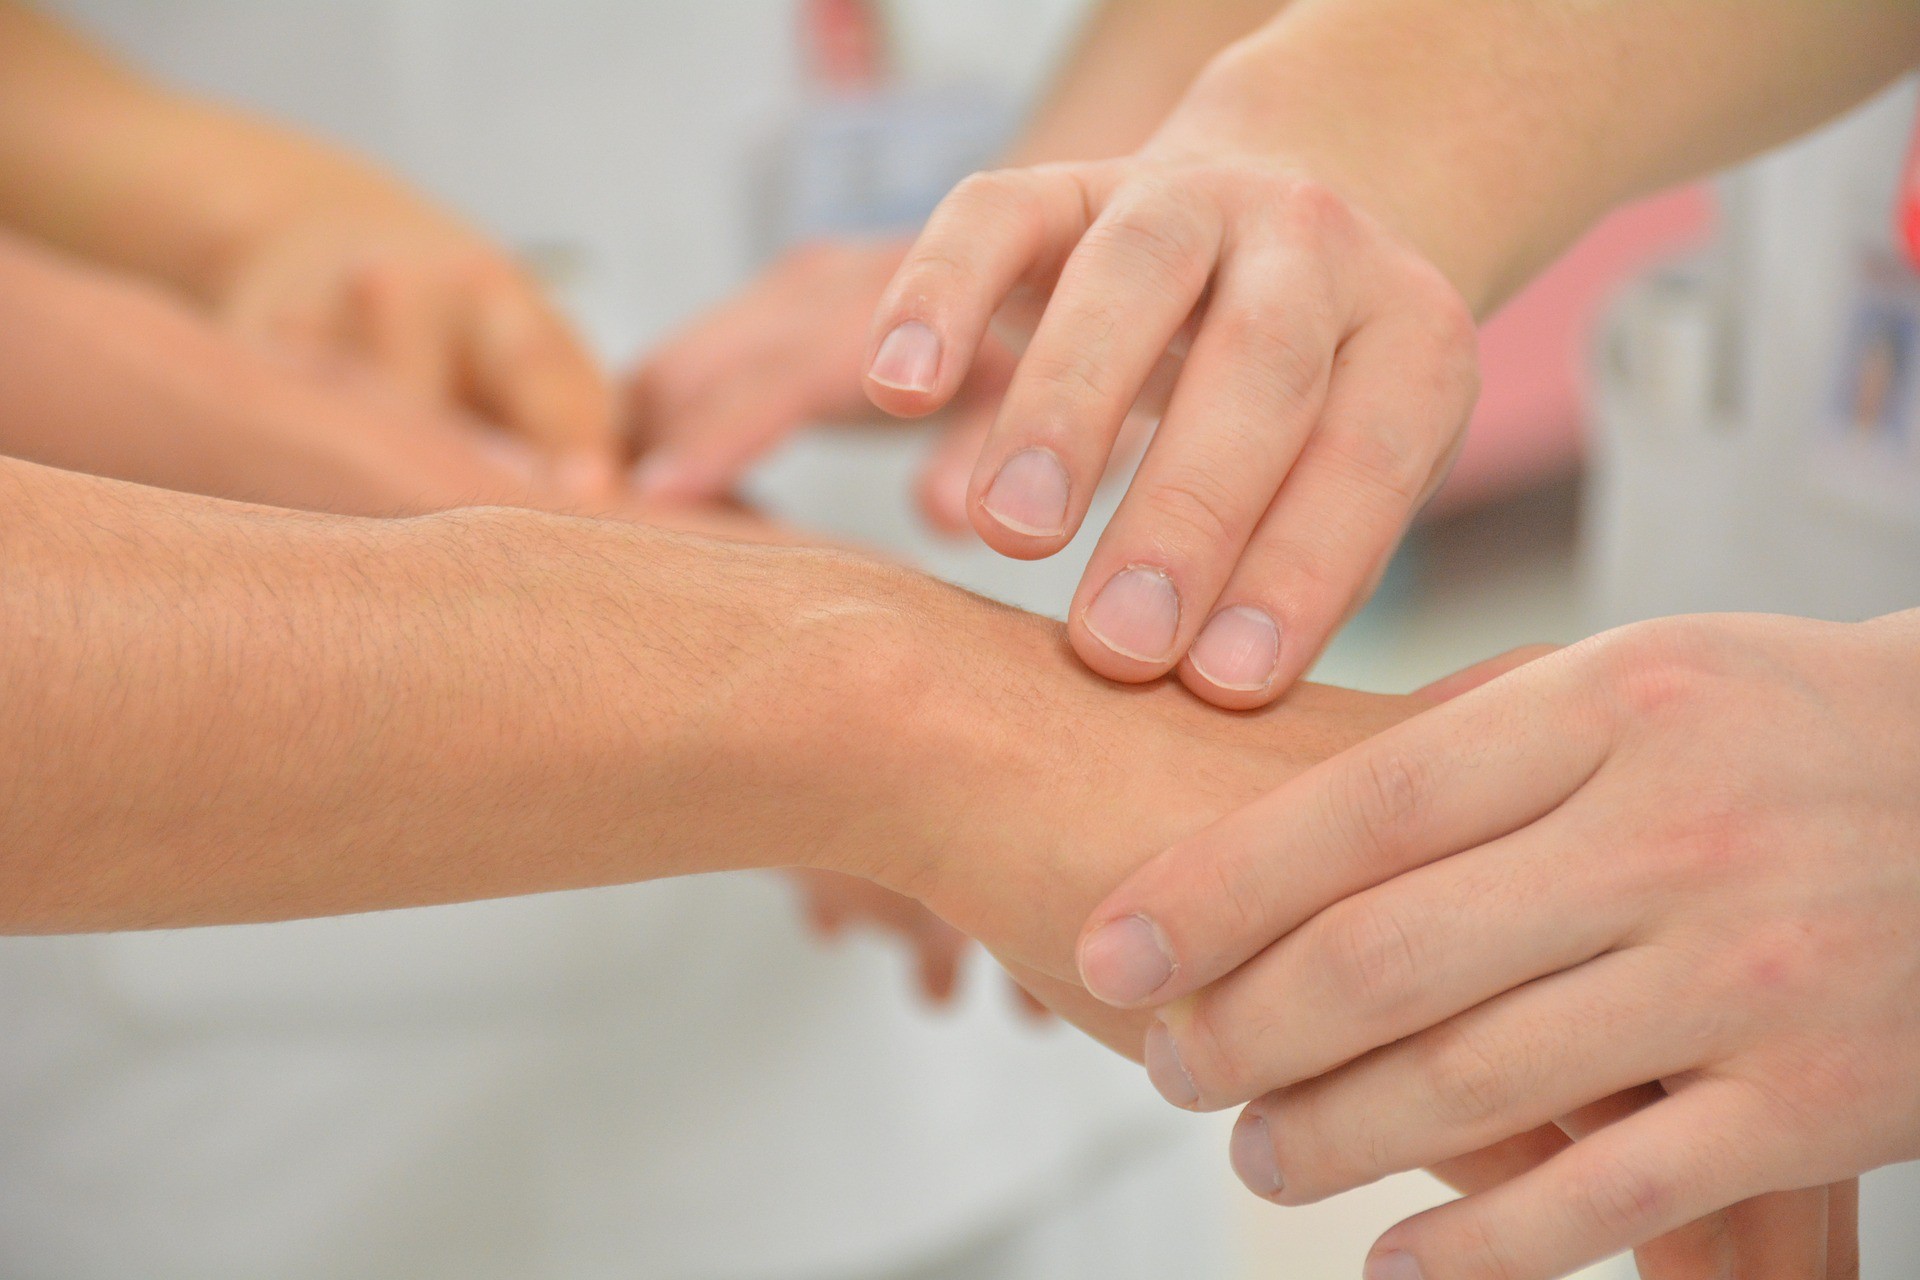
[1900,104,1920,272]
[1429,184,1715,514]
[800,0,889,94]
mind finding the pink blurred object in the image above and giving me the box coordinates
[1427,185,1716,515]
[800,0,890,94]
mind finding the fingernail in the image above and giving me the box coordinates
[554,452,614,498]
[981,448,1071,537]
[1085,566,1181,663]
[1189,606,1281,692]
[1230,1112,1284,1200]
[869,321,941,393]
[1079,914,1176,1006]
[1363,1252,1425,1280]
[1143,1019,1199,1109]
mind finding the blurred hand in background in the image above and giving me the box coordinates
[0,1,622,500]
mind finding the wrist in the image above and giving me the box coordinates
[1154,22,1595,315]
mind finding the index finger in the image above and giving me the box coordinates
[461,267,620,496]
[864,165,1109,419]
[1076,643,1613,1008]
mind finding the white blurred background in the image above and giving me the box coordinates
[4,2,1918,1277]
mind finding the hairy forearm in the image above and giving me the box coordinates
[0,458,940,931]
[1168,0,1920,311]
[1004,0,1285,165]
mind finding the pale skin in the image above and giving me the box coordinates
[867,0,1920,709]
[0,3,1883,1273]
[0,1,621,498]
[1034,3,1920,1277]
[627,0,1283,529]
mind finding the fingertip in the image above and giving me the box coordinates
[976,446,1072,539]
[1071,566,1183,680]
[869,319,940,391]
[1077,913,1178,1008]
[1184,606,1285,705]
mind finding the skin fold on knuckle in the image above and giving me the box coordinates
[1136,463,1247,564]
[1319,899,1424,1018]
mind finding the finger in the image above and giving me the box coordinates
[1077,644,1611,1008]
[1174,297,1480,708]
[1828,1178,1859,1280]
[914,335,1020,532]
[1412,645,1563,706]
[459,269,619,495]
[993,953,1149,1057]
[917,412,993,534]
[1229,950,1711,1203]
[1065,243,1343,684]
[912,921,968,1005]
[343,254,457,401]
[961,191,1222,564]
[1366,1081,1790,1280]
[1156,807,1631,1109]
[630,351,826,502]
[1560,1087,1830,1280]
[865,165,1106,418]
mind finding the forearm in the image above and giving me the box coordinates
[0,3,443,302]
[1004,0,1285,165]
[0,459,929,932]
[1167,0,1920,311]
[0,230,537,515]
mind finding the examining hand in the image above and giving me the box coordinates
[1076,612,1920,1279]
[626,239,1017,532]
[862,110,1478,708]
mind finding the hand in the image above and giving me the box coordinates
[784,867,971,1004]
[626,239,1017,532]
[203,145,620,498]
[1074,612,1920,1279]
[862,122,1478,708]
[0,228,556,515]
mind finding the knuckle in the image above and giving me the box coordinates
[1021,347,1116,407]
[1431,1213,1528,1280]
[1595,618,1735,722]
[1207,309,1327,411]
[1274,177,1356,243]
[1139,464,1246,554]
[1317,427,1432,508]
[1569,1150,1669,1241]
[1329,746,1433,858]
[1418,1021,1515,1129]
[1085,203,1210,286]
[1172,996,1247,1102]
[1318,901,1421,1012]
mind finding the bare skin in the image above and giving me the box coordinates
[626,0,1284,525]
[867,1,1920,709]
[0,2,619,495]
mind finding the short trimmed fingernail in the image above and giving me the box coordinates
[981,448,1071,537]
[1363,1252,1425,1280]
[1079,915,1176,1006]
[1230,1112,1284,1199]
[1086,566,1180,663]
[1143,1019,1199,1109]
[869,321,941,393]
[1190,606,1281,692]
